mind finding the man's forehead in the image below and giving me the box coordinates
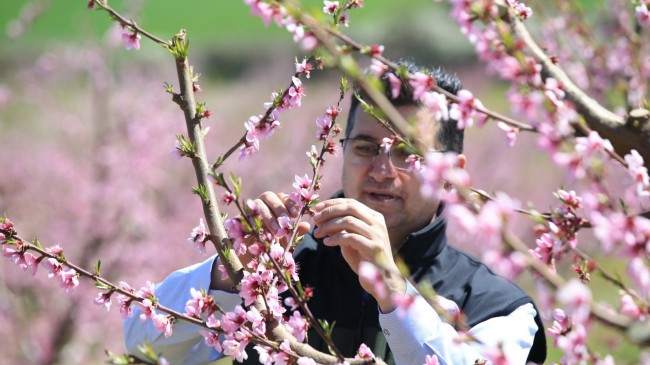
[353,104,443,150]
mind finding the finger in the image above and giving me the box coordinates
[321,230,365,248]
[313,215,367,239]
[297,221,311,236]
[313,199,378,227]
[277,193,302,217]
[254,192,290,234]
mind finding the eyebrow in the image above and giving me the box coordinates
[348,134,379,142]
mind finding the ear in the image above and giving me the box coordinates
[457,154,467,169]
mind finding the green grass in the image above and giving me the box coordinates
[0,0,436,50]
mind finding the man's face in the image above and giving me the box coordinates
[341,104,441,247]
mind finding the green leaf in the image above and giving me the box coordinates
[33,238,43,249]
[163,82,174,94]
[340,75,349,93]
[94,281,110,290]
[93,260,102,276]
[191,184,210,204]
[208,172,226,187]
[212,156,224,170]
[104,349,134,365]
[229,173,242,198]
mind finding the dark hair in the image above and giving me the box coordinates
[346,60,464,154]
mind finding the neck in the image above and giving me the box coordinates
[389,211,437,254]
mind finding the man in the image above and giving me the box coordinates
[125,62,547,364]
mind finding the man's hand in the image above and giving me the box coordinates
[210,192,310,291]
[312,198,406,312]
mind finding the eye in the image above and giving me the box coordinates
[351,140,377,156]
[392,145,411,161]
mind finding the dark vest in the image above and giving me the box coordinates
[291,215,547,364]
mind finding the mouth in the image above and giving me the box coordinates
[365,190,401,203]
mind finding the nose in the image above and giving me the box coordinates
[368,151,397,181]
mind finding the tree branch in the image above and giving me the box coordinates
[510,13,650,165]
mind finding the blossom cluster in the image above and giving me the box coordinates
[1,224,81,294]
[238,59,313,160]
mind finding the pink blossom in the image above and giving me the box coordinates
[543,78,565,106]
[507,88,543,120]
[368,43,384,57]
[258,283,282,316]
[386,72,402,99]
[199,330,222,353]
[275,215,293,239]
[369,59,388,77]
[448,89,487,129]
[222,192,236,205]
[423,354,440,365]
[358,261,386,299]
[636,3,650,27]
[292,171,312,189]
[137,298,156,322]
[59,268,80,293]
[116,295,132,319]
[295,58,312,78]
[239,272,261,306]
[94,291,112,312]
[300,32,319,52]
[556,189,582,209]
[421,91,449,121]
[628,257,650,296]
[419,151,469,200]
[187,218,209,254]
[287,310,309,342]
[45,244,63,256]
[409,72,435,101]
[222,305,247,333]
[283,77,305,109]
[244,0,284,27]
[444,203,478,248]
[43,257,63,279]
[625,150,650,196]
[137,281,156,300]
[484,345,512,365]
[224,218,248,256]
[556,279,591,323]
[496,122,519,147]
[323,1,339,14]
[406,155,422,172]
[3,245,38,273]
[151,313,173,337]
[509,0,533,19]
[391,292,416,317]
[574,131,613,158]
[355,343,374,359]
[222,334,250,363]
[205,313,221,328]
[483,250,526,280]
[121,31,141,50]
[315,116,333,140]
[530,232,561,271]
[620,294,643,319]
[217,263,230,281]
[184,287,215,318]
[496,56,523,83]
[246,306,266,336]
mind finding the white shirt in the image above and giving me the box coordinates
[124,255,538,365]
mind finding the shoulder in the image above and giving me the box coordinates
[437,245,533,322]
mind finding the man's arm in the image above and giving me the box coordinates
[379,281,538,365]
[123,255,240,365]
